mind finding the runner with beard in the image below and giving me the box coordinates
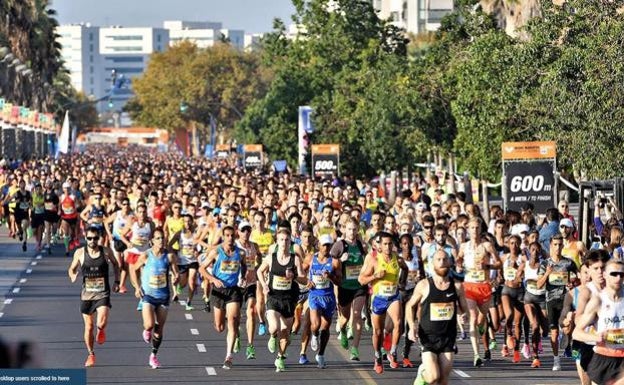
[407,249,468,385]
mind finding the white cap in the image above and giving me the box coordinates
[319,234,333,246]
[511,223,530,235]
[238,221,252,231]
[560,218,574,228]
[62,181,70,188]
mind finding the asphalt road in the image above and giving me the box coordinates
[0,229,580,385]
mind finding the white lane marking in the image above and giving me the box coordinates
[26,269,32,274]
[19,278,27,283]
[179,300,187,306]
[196,344,206,352]
[30,261,37,266]
[205,367,216,375]
[36,255,42,260]
[190,328,199,335]
[12,288,20,293]
[453,369,470,378]
[4,299,13,304]
[185,313,193,320]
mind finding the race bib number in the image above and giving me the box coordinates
[345,265,360,280]
[606,329,624,345]
[181,246,194,256]
[272,275,292,291]
[548,272,568,286]
[19,202,29,210]
[219,261,240,275]
[149,273,167,289]
[34,206,45,214]
[132,237,147,246]
[62,205,74,215]
[466,269,486,282]
[44,202,55,211]
[526,280,539,292]
[312,274,330,289]
[378,282,397,297]
[504,268,517,281]
[85,277,105,293]
[430,302,454,321]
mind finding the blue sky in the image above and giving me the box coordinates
[52,0,296,33]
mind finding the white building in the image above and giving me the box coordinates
[164,21,245,50]
[56,24,104,100]
[244,33,263,51]
[98,27,169,111]
[373,0,454,34]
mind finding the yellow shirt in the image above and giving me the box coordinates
[372,253,400,297]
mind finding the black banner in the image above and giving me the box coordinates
[312,153,339,178]
[244,151,262,170]
[504,160,556,213]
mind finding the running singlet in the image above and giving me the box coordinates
[141,249,170,300]
[60,194,77,219]
[178,231,197,265]
[212,246,243,288]
[404,257,420,291]
[166,217,184,250]
[372,254,400,298]
[32,193,45,215]
[309,253,334,296]
[595,291,624,353]
[418,277,458,336]
[463,242,487,283]
[112,211,128,240]
[80,247,109,301]
[268,251,298,298]
[251,230,273,256]
[524,263,546,296]
[130,221,152,251]
[340,241,365,290]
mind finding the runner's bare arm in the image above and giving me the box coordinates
[572,294,603,344]
[67,249,83,283]
[456,282,469,314]
[406,279,427,340]
[256,258,271,294]
[199,249,222,288]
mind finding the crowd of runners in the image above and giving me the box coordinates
[2,146,624,384]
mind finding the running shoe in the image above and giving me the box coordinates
[402,357,414,368]
[222,356,233,370]
[522,343,530,359]
[310,334,319,352]
[484,349,491,361]
[473,355,483,367]
[388,353,399,369]
[350,346,360,361]
[513,350,521,363]
[185,303,194,311]
[347,324,354,340]
[460,331,467,340]
[233,336,241,354]
[339,331,348,349]
[275,356,286,372]
[96,327,106,345]
[203,300,211,312]
[119,286,127,294]
[552,356,561,371]
[268,335,277,353]
[258,322,267,336]
[316,354,326,369]
[374,357,384,374]
[477,324,485,336]
[414,364,428,385]
[149,353,161,369]
[501,345,510,357]
[299,354,309,364]
[84,353,95,367]
[489,339,498,350]
[383,332,392,352]
[531,357,541,368]
[142,329,152,344]
[246,345,256,360]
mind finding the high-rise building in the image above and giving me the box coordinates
[164,21,246,50]
[99,27,169,112]
[372,0,454,34]
[56,24,104,101]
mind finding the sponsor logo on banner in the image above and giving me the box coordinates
[243,144,263,170]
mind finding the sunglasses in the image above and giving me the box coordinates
[86,236,99,241]
[153,237,164,240]
[610,271,624,278]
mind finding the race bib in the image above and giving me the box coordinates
[272,275,292,291]
[132,237,146,246]
[606,329,624,345]
[181,246,194,256]
[430,302,454,321]
[346,265,360,280]
[504,268,517,281]
[84,277,105,293]
[378,282,397,297]
[219,260,240,275]
[526,280,539,292]
[549,272,568,286]
[149,273,167,289]
[34,206,45,214]
[44,202,55,211]
[19,202,29,210]
[312,274,330,289]
[62,205,74,215]
[466,269,486,282]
